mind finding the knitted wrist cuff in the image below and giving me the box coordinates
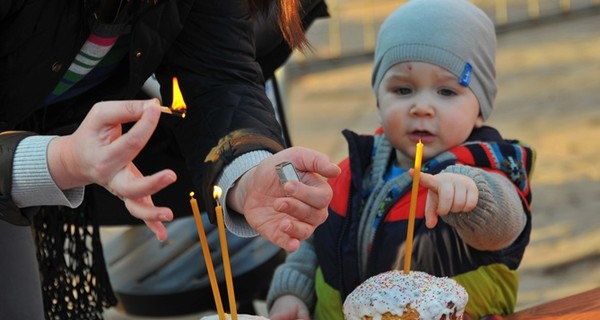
[12,136,84,208]
[217,150,272,237]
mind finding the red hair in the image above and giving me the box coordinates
[249,0,308,51]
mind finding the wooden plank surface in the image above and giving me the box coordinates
[508,287,600,320]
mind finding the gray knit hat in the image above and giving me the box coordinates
[372,0,497,120]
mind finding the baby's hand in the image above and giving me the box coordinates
[412,170,478,228]
[269,294,311,320]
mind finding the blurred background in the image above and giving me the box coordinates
[105,1,600,319]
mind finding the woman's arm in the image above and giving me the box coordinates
[2,99,177,240]
[12,135,84,209]
[159,0,340,251]
[0,131,38,225]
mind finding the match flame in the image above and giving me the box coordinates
[171,77,187,117]
[213,186,222,200]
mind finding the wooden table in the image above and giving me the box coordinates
[507,287,600,319]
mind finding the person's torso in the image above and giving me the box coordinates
[313,128,534,318]
[0,0,189,131]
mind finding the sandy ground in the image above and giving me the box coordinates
[283,13,600,311]
[104,10,600,320]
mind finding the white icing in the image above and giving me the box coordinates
[343,270,468,320]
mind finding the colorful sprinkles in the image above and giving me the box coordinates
[343,271,468,320]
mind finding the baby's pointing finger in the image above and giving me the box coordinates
[411,170,438,192]
[424,194,439,229]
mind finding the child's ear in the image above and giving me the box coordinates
[474,115,484,128]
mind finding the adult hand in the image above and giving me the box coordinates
[47,99,177,240]
[269,295,311,320]
[414,170,478,229]
[228,146,340,252]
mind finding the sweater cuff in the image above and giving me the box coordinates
[11,136,84,208]
[440,165,525,251]
[217,150,272,237]
[266,265,316,311]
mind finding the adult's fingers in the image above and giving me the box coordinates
[124,198,173,240]
[116,169,177,199]
[273,219,302,252]
[88,99,158,130]
[104,100,162,166]
[275,197,322,232]
[271,201,324,251]
[123,196,173,221]
[145,220,169,241]
[281,147,341,180]
[282,178,332,215]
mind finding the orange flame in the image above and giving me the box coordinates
[213,186,222,200]
[171,77,187,118]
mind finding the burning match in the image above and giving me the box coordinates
[160,106,186,118]
[161,76,187,118]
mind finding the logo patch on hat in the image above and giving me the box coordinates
[459,62,472,87]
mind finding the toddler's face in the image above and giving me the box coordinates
[377,62,483,167]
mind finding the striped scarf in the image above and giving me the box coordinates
[51,33,119,97]
[358,128,535,274]
[44,22,127,106]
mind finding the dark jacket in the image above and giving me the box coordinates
[0,0,293,224]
